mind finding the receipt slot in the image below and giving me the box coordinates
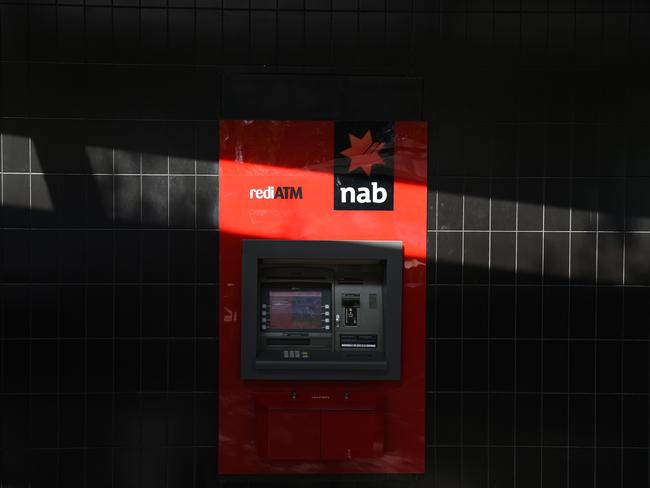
[218,120,427,475]
[241,240,402,380]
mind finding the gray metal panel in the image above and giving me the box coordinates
[240,240,403,381]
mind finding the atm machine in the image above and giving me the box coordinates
[218,120,427,475]
[241,240,402,381]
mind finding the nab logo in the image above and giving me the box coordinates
[334,122,394,211]
[249,185,303,200]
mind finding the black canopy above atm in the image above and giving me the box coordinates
[240,240,403,381]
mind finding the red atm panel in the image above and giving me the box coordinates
[265,411,321,460]
[218,120,427,474]
[321,411,384,460]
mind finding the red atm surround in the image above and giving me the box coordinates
[219,120,427,475]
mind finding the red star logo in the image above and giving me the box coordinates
[340,131,386,176]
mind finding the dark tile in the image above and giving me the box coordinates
[196,122,219,175]
[596,342,621,393]
[464,179,489,230]
[622,342,648,393]
[3,174,30,228]
[491,285,516,338]
[115,231,140,283]
[570,286,595,338]
[86,285,113,337]
[86,7,113,63]
[142,285,169,337]
[462,342,488,390]
[30,399,58,451]
[115,340,140,392]
[170,232,195,283]
[60,286,85,337]
[596,287,623,339]
[437,179,463,230]
[490,342,514,391]
[196,339,218,391]
[625,233,650,284]
[490,232,515,283]
[569,448,594,486]
[436,232,462,284]
[516,343,541,392]
[2,340,29,392]
[114,448,140,488]
[197,176,218,230]
[517,231,543,283]
[544,179,570,230]
[86,340,113,393]
[462,399,489,445]
[196,285,218,337]
[195,393,218,445]
[544,232,569,284]
[142,340,167,391]
[168,123,195,175]
[623,287,650,339]
[463,232,489,284]
[571,178,598,230]
[141,232,168,283]
[197,231,219,284]
[86,230,114,283]
[491,179,516,230]
[518,179,544,230]
[169,340,194,391]
[142,177,168,229]
[626,177,650,230]
[569,395,594,446]
[170,177,195,229]
[57,230,85,282]
[142,396,167,446]
[2,131,30,172]
[571,233,596,284]
[170,285,195,337]
[30,341,58,393]
[59,341,85,392]
[58,397,85,447]
[29,231,58,282]
[463,286,489,337]
[115,285,140,337]
[29,285,58,337]
[168,394,194,445]
[2,285,30,337]
[543,286,569,338]
[516,394,541,444]
[115,176,141,227]
[435,340,461,390]
[86,395,113,447]
[597,233,624,284]
[519,125,545,176]
[598,178,625,231]
[2,230,30,283]
[543,341,568,392]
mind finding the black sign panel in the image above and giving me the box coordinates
[334,121,394,211]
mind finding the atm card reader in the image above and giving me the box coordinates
[342,294,360,326]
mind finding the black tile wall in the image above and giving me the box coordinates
[1,2,650,488]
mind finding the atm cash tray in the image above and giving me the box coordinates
[254,391,385,461]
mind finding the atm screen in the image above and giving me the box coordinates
[268,290,322,330]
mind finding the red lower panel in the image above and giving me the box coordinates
[265,411,322,460]
[321,411,384,460]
